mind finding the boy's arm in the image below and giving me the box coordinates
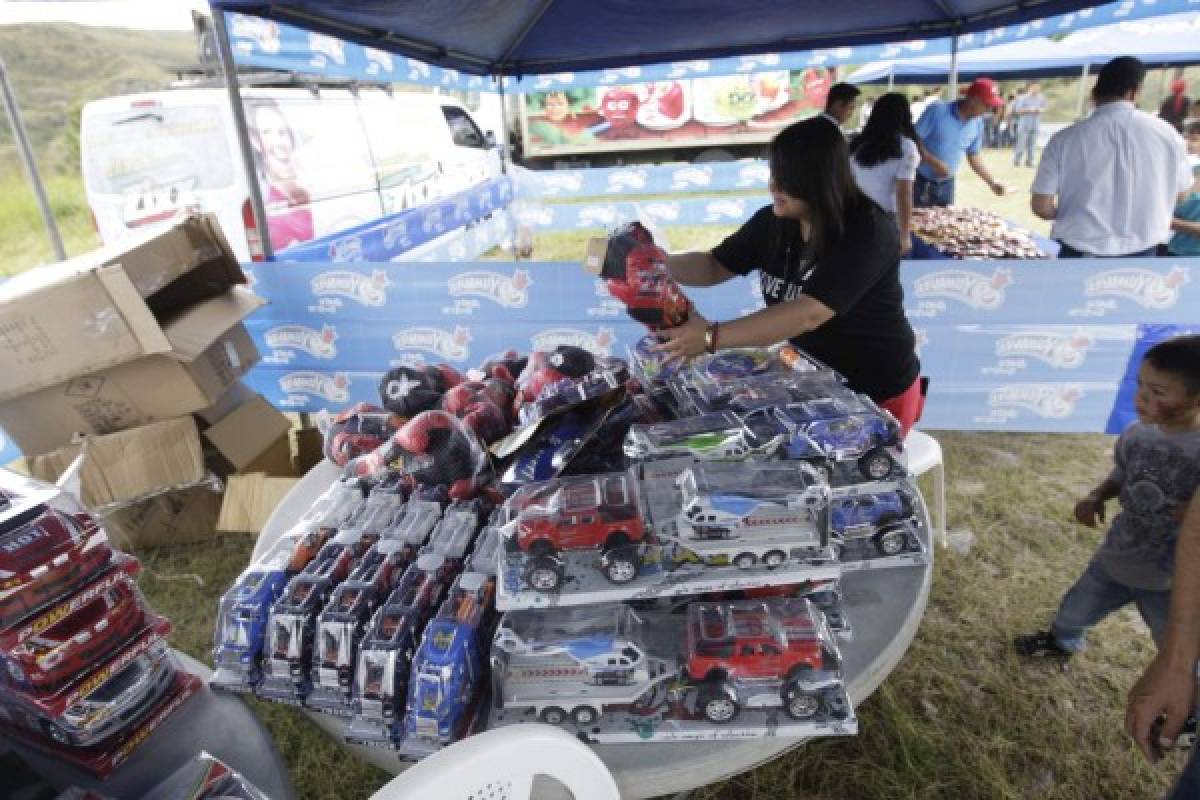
[1170,217,1200,237]
[1126,492,1200,763]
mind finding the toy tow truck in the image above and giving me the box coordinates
[344,553,452,747]
[492,605,675,726]
[666,462,833,569]
[401,571,497,756]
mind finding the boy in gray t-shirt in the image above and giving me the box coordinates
[1016,335,1200,660]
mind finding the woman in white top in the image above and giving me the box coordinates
[849,93,920,254]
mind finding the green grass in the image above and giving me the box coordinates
[128,430,1181,800]
[0,171,100,275]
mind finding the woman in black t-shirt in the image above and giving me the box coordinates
[657,117,924,434]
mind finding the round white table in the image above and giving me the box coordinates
[254,460,932,799]
[1,652,295,800]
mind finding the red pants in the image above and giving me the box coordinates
[878,376,926,439]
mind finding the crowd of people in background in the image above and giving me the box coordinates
[817,60,1198,264]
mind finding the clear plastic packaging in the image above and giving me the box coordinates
[144,751,270,800]
[489,597,854,741]
[668,356,840,415]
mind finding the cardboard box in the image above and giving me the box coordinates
[26,417,205,510]
[217,473,300,534]
[0,214,246,400]
[196,380,257,425]
[203,394,294,477]
[292,426,325,475]
[0,288,263,456]
[102,484,223,550]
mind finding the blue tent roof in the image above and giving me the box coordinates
[210,0,1115,77]
[850,11,1200,84]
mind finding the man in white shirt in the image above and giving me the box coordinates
[1032,57,1193,258]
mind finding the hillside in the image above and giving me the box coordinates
[0,23,194,177]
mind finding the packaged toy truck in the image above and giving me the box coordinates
[344,553,453,747]
[584,221,692,330]
[668,461,832,569]
[400,571,497,756]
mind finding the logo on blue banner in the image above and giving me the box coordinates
[311,269,391,308]
[670,166,713,190]
[911,267,1013,316]
[264,324,339,361]
[530,327,615,357]
[605,169,649,193]
[703,198,746,222]
[279,371,351,405]
[1084,266,1190,309]
[577,205,621,228]
[447,270,531,309]
[392,326,472,361]
[994,331,1093,369]
[735,162,770,187]
[230,14,280,54]
[308,33,345,68]
[328,235,364,263]
[364,47,394,75]
[987,384,1083,419]
[641,202,681,223]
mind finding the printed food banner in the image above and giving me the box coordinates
[519,70,833,158]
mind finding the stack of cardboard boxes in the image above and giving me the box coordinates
[0,214,303,547]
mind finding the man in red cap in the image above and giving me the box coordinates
[1159,77,1192,134]
[912,77,1008,207]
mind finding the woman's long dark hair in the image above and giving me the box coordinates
[848,93,917,168]
[768,117,866,261]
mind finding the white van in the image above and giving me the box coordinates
[81,87,502,261]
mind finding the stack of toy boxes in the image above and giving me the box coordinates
[0,469,198,776]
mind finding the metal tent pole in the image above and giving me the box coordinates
[947,33,959,96]
[496,75,511,176]
[0,49,65,262]
[212,9,274,261]
[887,64,895,91]
[1075,62,1090,119]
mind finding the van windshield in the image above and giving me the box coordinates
[83,105,234,195]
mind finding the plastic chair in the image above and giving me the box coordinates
[903,429,946,548]
[368,724,621,800]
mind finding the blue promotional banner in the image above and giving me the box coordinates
[516,195,763,232]
[276,177,514,263]
[226,1,1200,91]
[241,255,1200,433]
[514,163,769,199]
[224,12,497,92]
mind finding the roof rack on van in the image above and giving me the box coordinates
[168,64,396,94]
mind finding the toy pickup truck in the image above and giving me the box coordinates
[503,472,646,591]
[684,599,845,723]
[829,488,920,558]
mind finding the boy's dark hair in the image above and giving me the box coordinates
[1093,56,1145,101]
[825,82,861,111]
[1185,119,1200,137]
[1144,335,1200,394]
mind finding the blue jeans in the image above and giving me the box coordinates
[1166,742,1200,799]
[915,173,954,207]
[1013,125,1038,166]
[1050,559,1171,652]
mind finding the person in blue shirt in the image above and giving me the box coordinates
[1167,120,1200,257]
[913,77,1008,207]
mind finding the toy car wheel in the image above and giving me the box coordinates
[41,719,71,746]
[733,552,757,569]
[699,687,739,724]
[571,706,598,726]
[602,550,640,584]
[525,557,563,592]
[782,683,821,720]
[540,706,568,725]
[858,448,895,481]
[762,549,786,569]
[874,526,908,557]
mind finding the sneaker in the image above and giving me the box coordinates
[1014,630,1073,660]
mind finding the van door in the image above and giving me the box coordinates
[81,96,241,254]
[242,91,383,254]
[357,92,445,216]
